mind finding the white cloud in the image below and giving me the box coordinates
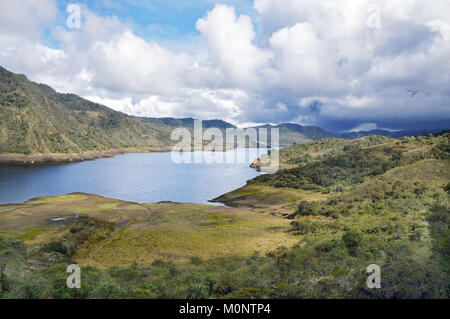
[0,1,449,131]
[196,4,272,90]
[347,122,378,132]
[0,0,57,37]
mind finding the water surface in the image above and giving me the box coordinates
[0,148,264,205]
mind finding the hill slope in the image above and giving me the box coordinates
[1,66,444,159]
[0,67,175,155]
[0,134,448,299]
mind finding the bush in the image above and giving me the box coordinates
[445,182,450,194]
[296,201,316,216]
[185,283,209,299]
[290,220,323,235]
[0,272,10,293]
[22,280,45,299]
[90,281,126,299]
[342,230,362,255]
[43,241,67,255]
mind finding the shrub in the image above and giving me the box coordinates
[0,272,10,293]
[23,280,44,299]
[290,220,323,235]
[314,239,338,253]
[444,182,450,194]
[342,230,363,255]
[43,241,68,255]
[90,281,126,299]
[296,201,316,216]
[185,283,209,299]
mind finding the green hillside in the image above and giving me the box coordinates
[0,67,175,155]
[249,134,449,191]
[0,66,332,158]
[1,66,438,161]
[211,134,449,297]
[0,134,448,298]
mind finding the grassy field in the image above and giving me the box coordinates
[212,184,328,217]
[0,193,297,269]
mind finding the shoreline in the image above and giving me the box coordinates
[0,145,264,166]
[0,146,267,207]
[0,147,175,166]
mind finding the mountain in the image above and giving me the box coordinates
[338,129,435,139]
[0,66,335,156]
[0,66,175,155]
[1,66,445,158]
[251,123,334,146]
[144,117,236,129]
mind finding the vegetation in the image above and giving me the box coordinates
[0,133,448,299]
[250,134,448,191]
[1,66,437,158]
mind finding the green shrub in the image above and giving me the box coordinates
[185,283,209,299]
[90,281,126,299]
[290,220,323,235]
[342,230,363,255]
[43,242,67,255]
[0,272,10,293]
[296,201,316,216]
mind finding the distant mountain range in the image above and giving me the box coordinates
[337,129,438,139]
[144,117,236,130]
[0,66,444,155]
[144,118,434,146]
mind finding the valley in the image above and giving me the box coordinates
[0,132,448,298]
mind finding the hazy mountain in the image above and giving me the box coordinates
[144,117,236,129]
[0,66,445,155]
[251,123,334,146]
[338,129,435,139]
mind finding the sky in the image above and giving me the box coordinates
[0,0,449,132]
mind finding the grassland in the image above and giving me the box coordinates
[0,133,448,299]
[0,193,297,269]
[212,184,328,217]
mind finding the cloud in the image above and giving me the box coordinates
[347,122,378,132]
[196,4,272,90]
[250,0,450,131]
[0,0,449,132]
[0,0,57,37]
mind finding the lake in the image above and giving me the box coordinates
[0,148,265,205]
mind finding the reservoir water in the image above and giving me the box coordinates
[0,148,264,205]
